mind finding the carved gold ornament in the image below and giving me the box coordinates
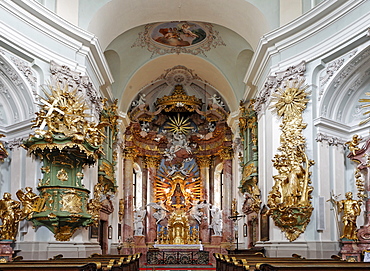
[56,169,68,182]
[156,85,202,112]
[54,225,78,242]
[60,192,83,214]
[31,84,105,149]
[267,79,314,241]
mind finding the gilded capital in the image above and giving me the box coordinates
[123,148,138,161]
[144,156,161,168]
[196,156,212,168]
[219,146,234,161]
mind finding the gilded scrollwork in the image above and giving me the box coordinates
[267,79,314,241]
[56,169,68,182]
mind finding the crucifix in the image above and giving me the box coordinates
[37,97,65,132]
[228,198,245,250]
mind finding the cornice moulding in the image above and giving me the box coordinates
[244,0,367,94]
[314,116,353,134]
[1,0,114,94]
[0,118,33,139]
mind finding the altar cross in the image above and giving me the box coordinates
[38,98,65,131]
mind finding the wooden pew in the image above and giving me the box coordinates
[0,262,98,271]
[214,253,370,271]
[1,253,140,271]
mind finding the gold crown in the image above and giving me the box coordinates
[156,85,203,112]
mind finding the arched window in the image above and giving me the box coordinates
[214,163,223,209]
[133,163,143,209]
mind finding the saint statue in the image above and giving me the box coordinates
[133,206,146,236]
[16,187,41,219]
[336,192,362,240]
[209,205,223,236]
[0,193,22,240]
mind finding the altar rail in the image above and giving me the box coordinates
[147,250,209,265]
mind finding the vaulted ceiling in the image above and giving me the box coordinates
[78,0,274,114]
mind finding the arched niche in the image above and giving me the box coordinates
[319,45,370,135]
[120,60,236,113]
[0,53,37,130]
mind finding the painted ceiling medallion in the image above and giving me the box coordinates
[132,21,225,57]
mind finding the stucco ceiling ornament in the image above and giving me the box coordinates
[267,79,315,242]
[132,21,225,57]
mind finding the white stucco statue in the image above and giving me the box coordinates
[209,206,223,236]
[190,200,210,224]
[132,93,146,107]
[208,94,225,108]
[133,206,146,236]
[147,200,168,224]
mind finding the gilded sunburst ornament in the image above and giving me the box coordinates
[269,80,309,117]
[359,92,370,125]
[164,114,193,134]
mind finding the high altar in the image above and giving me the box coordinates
[122,79,235,262]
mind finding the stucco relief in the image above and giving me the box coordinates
[315,133,346,147]
[254,61,306,115]
[318,49,357,101]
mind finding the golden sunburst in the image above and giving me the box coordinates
[164,114,193,134]
[269,80,309,117]
[359,92,370,125]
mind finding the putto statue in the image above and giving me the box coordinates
[0,193,22,240]
[331,192,362,240]
[134,206,146,236]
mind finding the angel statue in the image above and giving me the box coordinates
[16,187,42,220]
[189,200,210,224]
[0,192,22,240]
[147,200,169,224]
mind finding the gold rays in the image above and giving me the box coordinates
[269,80,309,118]
[359,92,370,125]
[164,114,193,134]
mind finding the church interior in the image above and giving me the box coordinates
[0,0,370,269]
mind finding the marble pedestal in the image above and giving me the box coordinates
[0,241,13,261]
